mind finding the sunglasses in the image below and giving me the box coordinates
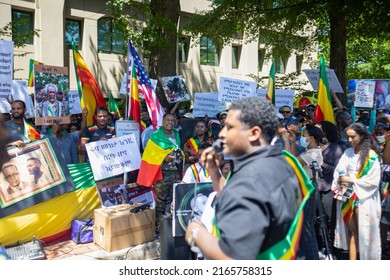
[280,111,291,114]
[307,108,315,112]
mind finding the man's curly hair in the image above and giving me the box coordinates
[229,97,278,144]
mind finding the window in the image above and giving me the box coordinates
[200,36,219,66]
[296,54,303,72]
[232,45,241,69]
[258,49,266,72]
[97,17,126,54]
[275,57,288,74]
[12,10,34,44]
[65,19,82,49]
[178,37,190,63]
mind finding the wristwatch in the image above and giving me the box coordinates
[186,226,201,247]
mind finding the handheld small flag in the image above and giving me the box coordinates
[107,93,121,117]
[266,61,276,105]
[315,55,335,124]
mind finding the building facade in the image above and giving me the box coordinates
[0,0,316,99]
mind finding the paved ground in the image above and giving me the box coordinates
[43,238,160,260]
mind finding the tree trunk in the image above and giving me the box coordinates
[148,0,180,109]
[328,6,347,105]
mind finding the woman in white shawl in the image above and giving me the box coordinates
[332,123,382,260]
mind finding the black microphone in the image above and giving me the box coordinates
[212,139,223,154]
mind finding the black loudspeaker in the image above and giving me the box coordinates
[159,215,192,260]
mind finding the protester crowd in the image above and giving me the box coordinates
[1,91,390,260]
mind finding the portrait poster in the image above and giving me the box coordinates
[172,182,214,237]
[160,75,191,103]
[0,138,74,218]
[34,64,70,126]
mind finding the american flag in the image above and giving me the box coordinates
[127,40,164,129]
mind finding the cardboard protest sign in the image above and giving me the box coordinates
[352,80,376,108]
[218,76,257,102]
[257,88,295,111]
[160,75,191,103]
[0,40,13,105]
[86,134,141,181]
[192,92,227,118]
[303,69,344,93]
[34,64,70,125]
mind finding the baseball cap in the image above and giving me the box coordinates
[285,117,300,127]
[183,112,195,119]
[217,111,228,119]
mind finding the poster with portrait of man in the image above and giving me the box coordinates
[34,64,70,126]
[0,138,73,218]
[160,75,191,103]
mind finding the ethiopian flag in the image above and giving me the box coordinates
[342,150,379,223]
[23,119,40,141]
[71,42,106,126]
[107,93,121,117]
[129,61,142,131]
[315,55,335,124]
[266,61,275,105]
[136,128,181,187]
[27,59,43,87]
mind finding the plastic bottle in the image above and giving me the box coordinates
[338,170,349,188]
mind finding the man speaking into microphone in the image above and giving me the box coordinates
[185,97,303,260]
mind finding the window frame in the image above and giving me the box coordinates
[12,9,34,45]
[232,45,241,69]
[258,49,266,72]
[65,18,82,49]
[97,17,126,55]
[200,36,220,66]
[275,56,288,74]
[178,36,190,63]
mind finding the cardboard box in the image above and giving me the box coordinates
[93,204,155,252]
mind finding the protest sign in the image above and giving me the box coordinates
[218,76,257,102]
[192,92,226,118]
[257,88,295,110]
[0,40,13,103]
[34,64,70,125]
[0,80,34,118]
[353,80,376,108]
[303,69,344,93]
[160,75,191,103]
[115,120,140,148]
[119,73,127,95]
[348,79,390,109]
[85,134,141,181]
[68,89,82,114]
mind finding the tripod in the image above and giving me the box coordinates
[311,161,335,260]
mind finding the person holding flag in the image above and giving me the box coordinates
[5,100,40,148]
[315,55,335,124]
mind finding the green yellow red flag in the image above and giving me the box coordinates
[266,61,275,105]
[28,59,43,87]
[71,42,106,126]
[314,55,335,124]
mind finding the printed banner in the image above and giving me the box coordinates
[192,92,227,118]
[86,134,141,181]
[257,88,295,111]
[218,77,257,102]
[34,64,70,125]
[160,75,191,103]
[303,69,344,93]
[0,40,13,104]
[0,138,74,218]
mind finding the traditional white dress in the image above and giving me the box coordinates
[331,148,382,260]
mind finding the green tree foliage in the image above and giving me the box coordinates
[184,0,390,104]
